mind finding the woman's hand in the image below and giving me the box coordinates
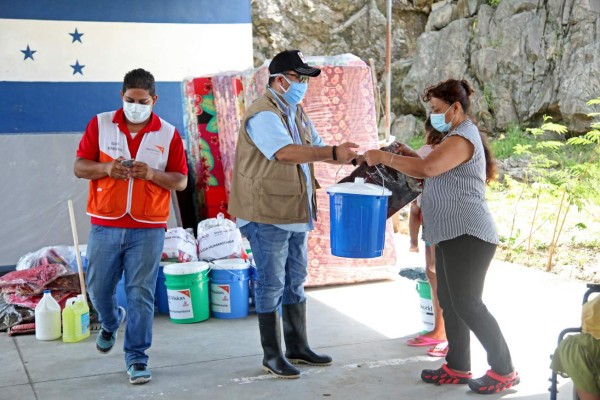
[393,143,420,158]
[363,149,388,166]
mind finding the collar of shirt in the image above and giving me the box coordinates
[113,108,162,136]
[268,87,297,116]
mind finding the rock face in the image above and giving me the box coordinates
[251,0,600,136]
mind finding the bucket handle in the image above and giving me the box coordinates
[207,261,246,281]
[221,269,245,281]
[334,164,345,184]
[373,164,387,196]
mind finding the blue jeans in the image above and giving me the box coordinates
[239,222,308,313]
[86,225,164,368]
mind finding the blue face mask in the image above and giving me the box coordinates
[278,74,308,105]
[430,103,455,133]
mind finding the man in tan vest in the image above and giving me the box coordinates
[228,50,359,379]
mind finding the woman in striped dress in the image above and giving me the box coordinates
[364,79,519,395]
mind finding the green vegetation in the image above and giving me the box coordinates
[489,97,600,276]
[488,0,501,6]
[490,124,536,159]
[482,85,494,112]
[407,131,425,151]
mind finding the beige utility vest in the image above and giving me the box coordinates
[227,91,319,224]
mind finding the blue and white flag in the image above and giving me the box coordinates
[0,0,253,135]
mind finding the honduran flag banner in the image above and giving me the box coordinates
[0,0,254,135]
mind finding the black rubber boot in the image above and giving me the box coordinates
[257,311,301,378]
[282,302,333,366]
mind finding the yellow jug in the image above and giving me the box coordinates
[62,294,90,343]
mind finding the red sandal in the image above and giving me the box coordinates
[427,342,449,357]
[468,370,520,394]
[421,363,472,385]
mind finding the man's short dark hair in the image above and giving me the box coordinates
[122,68,156,96]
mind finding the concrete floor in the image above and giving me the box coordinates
[0,235,586,400]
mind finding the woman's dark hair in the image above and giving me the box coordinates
[424,117,445,146]
[422,79,474,113]
[122,68,156,96]
[423,79,496,184]
[480,132,496,184]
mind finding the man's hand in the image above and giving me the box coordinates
[336,142,360,164]
[107,159,131,180]
[352,154,366,166]
[126,161,155,181]
[108,159,154,181]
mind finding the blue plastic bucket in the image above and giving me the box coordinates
[209,259,250,319]
[326,177,392,258]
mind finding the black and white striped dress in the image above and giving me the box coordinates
[421,119,499,245]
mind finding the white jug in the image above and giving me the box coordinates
[35,290,61,340]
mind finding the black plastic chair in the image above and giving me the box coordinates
[548,283,600,400]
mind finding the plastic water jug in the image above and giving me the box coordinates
[35,290,61,340]
[62,294,90,343]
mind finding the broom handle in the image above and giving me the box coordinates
[67,199,87,300]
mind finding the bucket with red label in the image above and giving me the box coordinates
[209,259,250,319]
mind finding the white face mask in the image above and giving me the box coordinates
[123,101,152,124]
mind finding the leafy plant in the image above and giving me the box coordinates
[500,105,600,272]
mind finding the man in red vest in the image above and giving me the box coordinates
[74,68,188,384]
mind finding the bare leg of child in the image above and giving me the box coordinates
[391,211,400,233]
[408,200,420,252]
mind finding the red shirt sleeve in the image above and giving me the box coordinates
[76,116,100,161]
[166,129,188,175]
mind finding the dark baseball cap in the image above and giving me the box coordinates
[268,50,321,77]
